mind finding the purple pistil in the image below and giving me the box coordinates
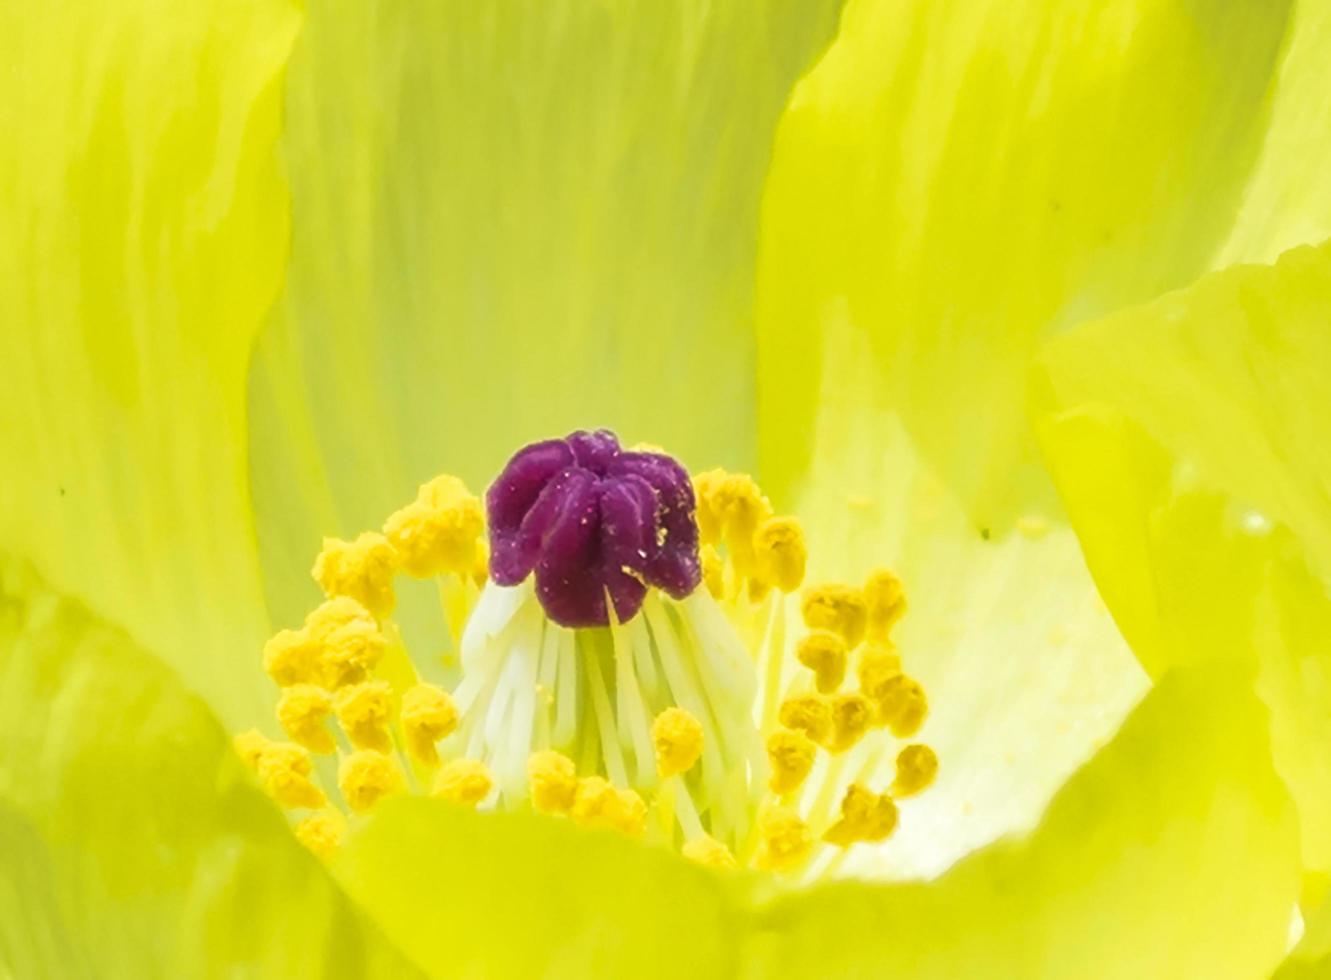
[486,430,702,627]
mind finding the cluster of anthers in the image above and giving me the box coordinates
[234,430,937,877]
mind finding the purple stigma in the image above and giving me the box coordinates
[486,430,702,627]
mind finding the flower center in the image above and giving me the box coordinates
[234,430,937,877]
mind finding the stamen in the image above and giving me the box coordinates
[753,516,807,593]
[681,835,739,870]
[400,683,459,767]
[779,694,833,745]
[339,750,401,813]
[801,585,868,648]
[276,684,335,754]
[756,806,814,871]
[527,750,579,815]
[872,675,929,737]
[795,630,848,694]
[383,475,484,578]
[432,758,494,807]
[651,707,704,777]
[892,744,940,797]
[311,531,399,618]
[822,784,898,847]
[767,730,816,795]
[234,731,326,809]
[863,568,907,642]
[334,681,394,752]
[295,811,345,857]
[570,777,647,837]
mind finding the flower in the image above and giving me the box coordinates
[2,1,1330,978]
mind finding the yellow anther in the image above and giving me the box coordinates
[778,694,832,745]
[432,757,493,807]
[801,584,868,648]
[691,469,726,545]
[339,750,401,813]
[295,811,345,858]
[856,643,903,699]
[766,729,817,795]
[864,569,907,642]
[311,531,399,619]
[753,517,807,593]
[527,750,578,814]
[400,683,459,766]
[254,740,325,810]
[756,806,814,871]
[681,835,739,870]
[570,777,647,837]
[383,474,484,578]
[334,680,394,752]
[824,783,898,846]
[796,630,848,694]
[304,595,375,640]
[652,707,704,777]
[233,728,269,769]
[323,619,388,689]
[262,628,322,688]
[873,675,929,737]
[694,470,772,573]
[827,693,873,753]
[701,544,725,599]
[276,684,335,754]
[892,744,939,798]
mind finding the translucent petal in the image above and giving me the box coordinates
[780,319,1146,880]
[755,0,1292,520]
[0,557,417,978]
[1219,0,1331,264]
[1035,240,1331,869]
[248,0,845,630]
[759,668,1300,979]
[0,1,302,725]
[333,799,742,978]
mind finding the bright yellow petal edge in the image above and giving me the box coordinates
[1034,240,1331,887]
[0,556,420,978]
[0,0,303,729]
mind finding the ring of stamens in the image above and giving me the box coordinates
[233,434,938,880]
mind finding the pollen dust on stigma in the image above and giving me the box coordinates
[235,430,936,878]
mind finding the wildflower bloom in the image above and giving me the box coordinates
[3,1,1331,978]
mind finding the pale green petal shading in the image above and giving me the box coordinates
[249,0,845,631]
[757,668,1299,980]
[0,0,302,726]
[785,320,1146,882]
[1219,0,1331,265]
[1035,241,1331,869]
[0,557,419,979]
[755,0,1291,520]
[333,799,744,978]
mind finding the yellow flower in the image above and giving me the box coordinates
[2,0,1331,977]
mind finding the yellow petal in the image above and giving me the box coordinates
[756,0,1291,520]
[0,1,302,726]
[1035,240,1331,869]
[0,556,417,977]
[1220,2,1331,264]
[759,667,1299,979]
[247,0,845,629]
[332,799,740,977]
[767,315,1147,881]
